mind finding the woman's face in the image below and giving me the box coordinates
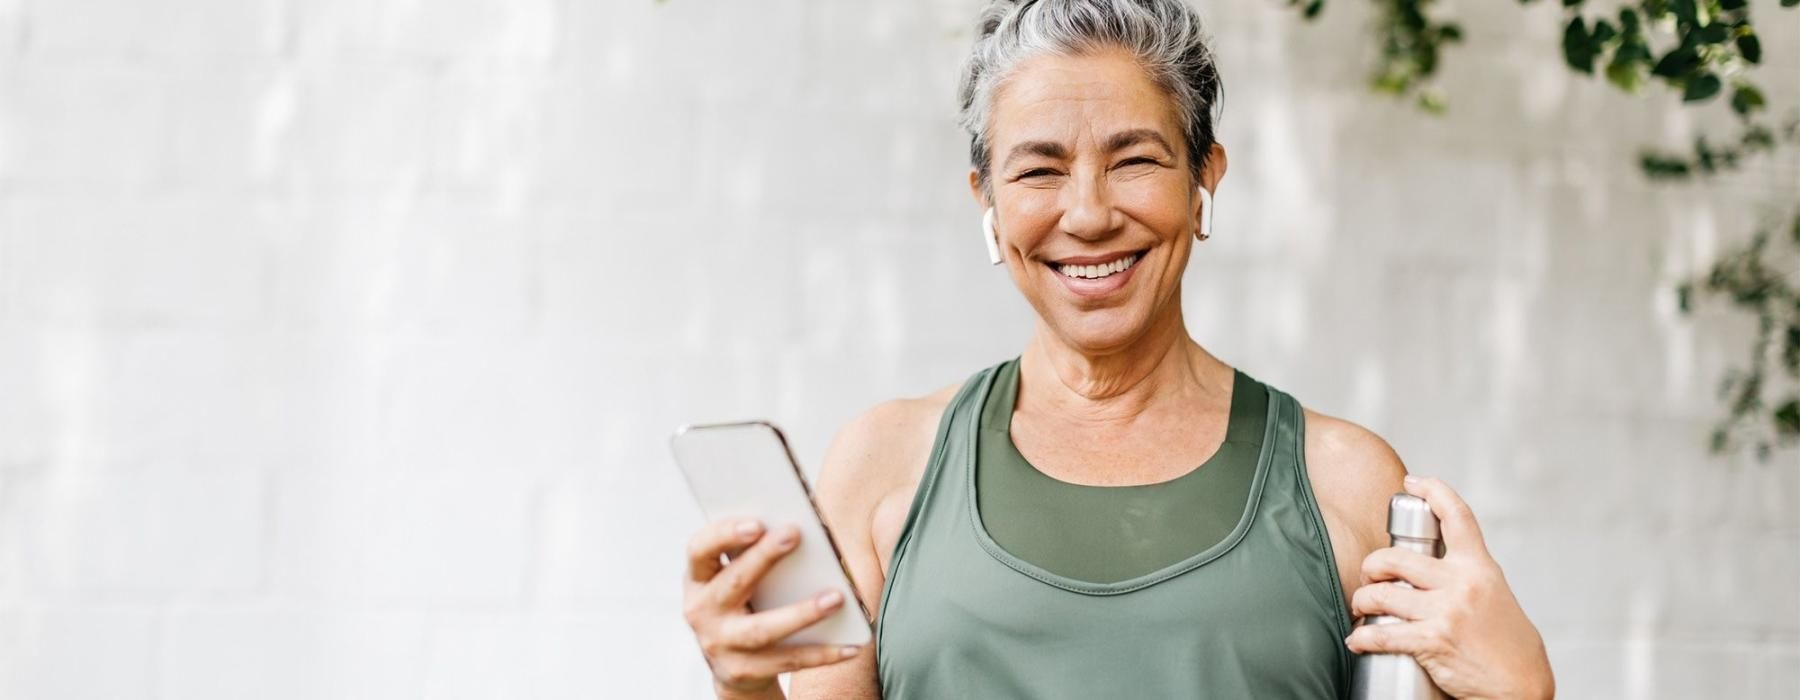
[973,48,1225,354]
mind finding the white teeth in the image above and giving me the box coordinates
[1057,254,1139,279]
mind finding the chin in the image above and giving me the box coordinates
[1046,305,1152,354]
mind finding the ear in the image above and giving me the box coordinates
[967,168,986,209]
[1200,142,1227,193]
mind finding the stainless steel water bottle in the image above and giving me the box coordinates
[1348,493,1449,700]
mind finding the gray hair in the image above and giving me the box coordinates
[958,0,1224,199]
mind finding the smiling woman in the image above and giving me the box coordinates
[677,2,1555,699]
[977,46,1213,347]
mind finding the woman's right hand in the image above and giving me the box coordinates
[683,517,866,698]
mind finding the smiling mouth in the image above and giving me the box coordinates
[1047,250,1147,280]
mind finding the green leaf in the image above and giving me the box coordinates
[1592,20,1618,43]
[1693,23,1730,46]
[1652,47,1701,77]
[1672,0,1698,24]
[1742,125,1775,151]
[1562,0,1583,6]
[1684,72,1723,102]
[1783,0,1798,8]
[1606,59,1645,92]
[1730,84,1765,116]
[1677,282,1694,314]
[1640,152,1693,179]
[1720,0,1746,9]
[1614,37,1653,64]
[1619,7,1641,33]
[1784,325,1800,374]
[1775,400,1800,438]
[1303,0,1325,19]
[1439,23,1464,43]
[1612,42,1648,66]
[1737,33,1761,64]
[1564,18,1597,73]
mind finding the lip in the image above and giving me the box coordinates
[1046,249,1145,299]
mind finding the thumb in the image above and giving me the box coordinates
[1402,474,1488,559]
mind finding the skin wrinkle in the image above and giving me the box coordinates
[1000,128,1174,174]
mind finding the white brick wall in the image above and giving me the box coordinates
[0,0,1796,697]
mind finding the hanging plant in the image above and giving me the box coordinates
[1287,0,1800,459]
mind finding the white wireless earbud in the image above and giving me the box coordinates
[1196,186,1214,241]
[982,208,1003,265]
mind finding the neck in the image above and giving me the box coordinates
[1018,296,1231,425]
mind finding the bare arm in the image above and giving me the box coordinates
[1303,409,1410,607]
[787,390,952,700]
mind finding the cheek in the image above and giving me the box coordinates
[1002,191,1064,249]
[1113,180,1193,237]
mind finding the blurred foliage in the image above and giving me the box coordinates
[1676,210,1800,459]
[1286,0,1799,458]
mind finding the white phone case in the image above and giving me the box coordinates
[669,421,874,647]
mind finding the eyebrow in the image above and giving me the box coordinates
[1001,128,1175,170]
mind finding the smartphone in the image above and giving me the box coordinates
[669,420,873,647]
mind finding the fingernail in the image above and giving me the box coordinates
[1403,475,1420,486]
[736,520,762,539]
[816,590,843,609]
[777,527,801,547]
[840,645,861,658]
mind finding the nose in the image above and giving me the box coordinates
[1057,170,1121,241]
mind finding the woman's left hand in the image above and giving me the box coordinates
[1346,475,1554,700]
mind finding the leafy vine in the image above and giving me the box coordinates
[1286,0,1800,458]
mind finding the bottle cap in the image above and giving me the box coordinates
[1387,493,1440,541]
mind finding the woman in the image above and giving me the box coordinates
[682,1,1554,697]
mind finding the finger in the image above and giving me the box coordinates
[708,524,802,610]
[688,518,766,584]
[1349,581,1434,621]
[716,643,865,685]
[1360,546,1450,590]
[1344,620,1442,657]
[1402,475,1489,558]
[720,588,849,650]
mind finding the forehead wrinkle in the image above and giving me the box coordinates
[989,56,1185,167]
[1002,140,1070,170]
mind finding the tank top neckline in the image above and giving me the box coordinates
[983,355,1259,490]
[964,359,1283,596]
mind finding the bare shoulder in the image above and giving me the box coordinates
[1300,407,1409,593]
[816,383,959,500]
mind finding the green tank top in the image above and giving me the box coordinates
[876,357,1353,698]
[977,357,1266,582]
